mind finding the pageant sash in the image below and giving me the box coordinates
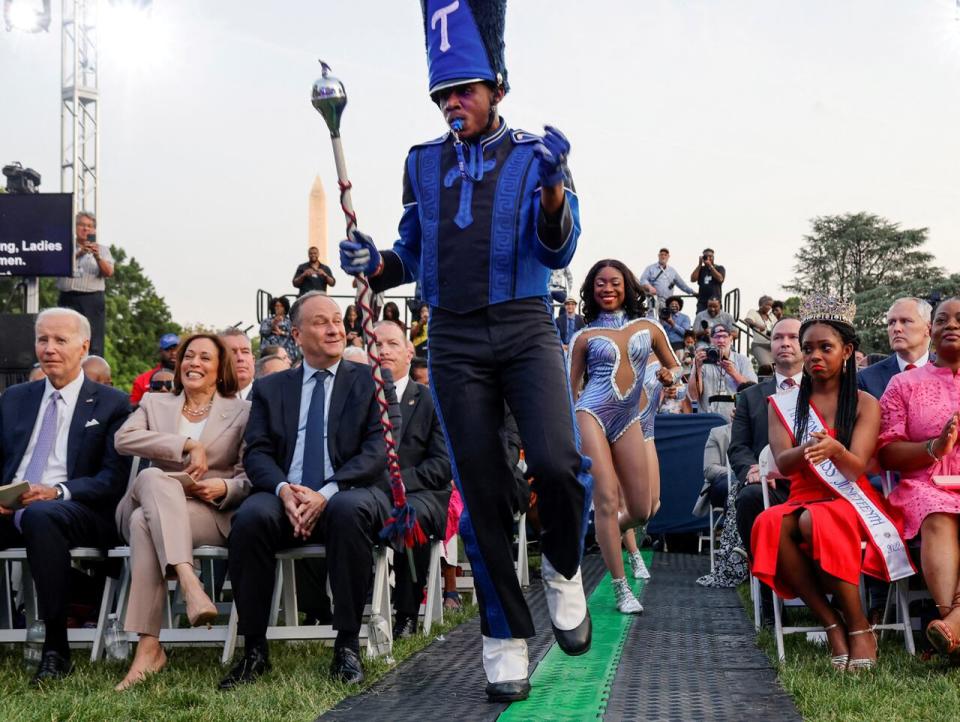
[769,388,914,581]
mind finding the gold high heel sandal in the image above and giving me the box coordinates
[846,627,878,672]
[823,622,848,670]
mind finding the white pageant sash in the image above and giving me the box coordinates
[769,388,914,581]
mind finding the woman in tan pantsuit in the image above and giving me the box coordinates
[113,333,251,691]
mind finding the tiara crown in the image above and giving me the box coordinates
[800,294,857,326]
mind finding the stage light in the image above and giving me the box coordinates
[3,0,51,33]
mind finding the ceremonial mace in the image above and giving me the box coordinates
[312,61,425,558]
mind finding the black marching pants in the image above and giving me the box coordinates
[428,298,591,639]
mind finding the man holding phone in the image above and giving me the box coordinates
[56,212,114,356]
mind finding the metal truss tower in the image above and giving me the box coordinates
[60,0,99,218]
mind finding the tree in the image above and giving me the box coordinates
[786,213,941,298]
[851,273,960,354]
[103,245,180,391]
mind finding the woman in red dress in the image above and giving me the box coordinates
[751,296,912,671]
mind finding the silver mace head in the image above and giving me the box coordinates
[312,60,347,137]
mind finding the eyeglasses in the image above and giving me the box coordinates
[150,380,174,392]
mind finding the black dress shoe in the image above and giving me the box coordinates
[553,610,591,656]
[218,647,271,691]
[485,679,530,703]
[330,645,364,684]
[393,614,417,640]
[30,650,72,687]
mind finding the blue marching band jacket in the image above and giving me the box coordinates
[373,121,581,314]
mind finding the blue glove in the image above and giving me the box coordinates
[339,230,382,277]
[533,125,570,188]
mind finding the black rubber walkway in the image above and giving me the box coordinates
[320,552,798,722]
[605,554,800,721]
[320,554,607,722]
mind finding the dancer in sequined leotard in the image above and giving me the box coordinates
[568,260,682,613]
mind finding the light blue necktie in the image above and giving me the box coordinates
[15,390,61,531]
[23,390,61,483]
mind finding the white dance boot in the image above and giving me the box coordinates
[541,555,591,656]
[482,636,530,702]
[612,577,643,614]
[629,550,651,580]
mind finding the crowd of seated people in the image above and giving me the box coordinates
[0,293,461,692]
[3,240,956,695]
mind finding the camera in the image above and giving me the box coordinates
[658,306,671,321]
[704,346,722,365]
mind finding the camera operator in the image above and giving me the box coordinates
[688,322,756,416]
[659,295,691,350]
[690,248,726,314]
[56,211,114,357]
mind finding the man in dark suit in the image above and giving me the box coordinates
[0,308,131,686]
[221,292,389,690]
[555,297,585,346]
[857,297,932,400]
[730,317,802,551]
[372,321,452,638]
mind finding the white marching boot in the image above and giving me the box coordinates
[541,555,591,656]
[482,636,530,702]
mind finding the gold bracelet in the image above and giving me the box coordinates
[926,438,942,461]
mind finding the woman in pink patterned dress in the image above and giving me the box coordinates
[878,297,960,655]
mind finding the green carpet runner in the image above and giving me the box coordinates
[498,551,652,721]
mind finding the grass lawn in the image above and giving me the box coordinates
[738,585,960,722]
[0,603,477,722]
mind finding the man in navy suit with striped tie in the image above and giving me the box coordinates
[0,308,131,686]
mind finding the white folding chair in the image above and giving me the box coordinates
[874,471,916,655]
[222,544,393,664]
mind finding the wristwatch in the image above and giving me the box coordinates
[55,484,65,501]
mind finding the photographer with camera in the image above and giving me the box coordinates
[660,295,691,349]
[56,211,114,357]
[688,322,756,416]
[690,248,726,314]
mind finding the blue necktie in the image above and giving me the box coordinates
[567,316,574,341]
[301,370,330,490]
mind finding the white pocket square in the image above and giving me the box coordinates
[84,419,100,428]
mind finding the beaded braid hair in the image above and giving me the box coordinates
[794,319,860,450]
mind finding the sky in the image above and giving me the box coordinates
[2,0,959,330]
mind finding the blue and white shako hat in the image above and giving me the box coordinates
[421,0,509,98]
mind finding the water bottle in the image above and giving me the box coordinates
[367,613,393,662]
[23,619,45,669]
[104,613,130,661]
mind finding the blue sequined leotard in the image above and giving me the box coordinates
[571,310,666,443]
[640,361,663,440]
